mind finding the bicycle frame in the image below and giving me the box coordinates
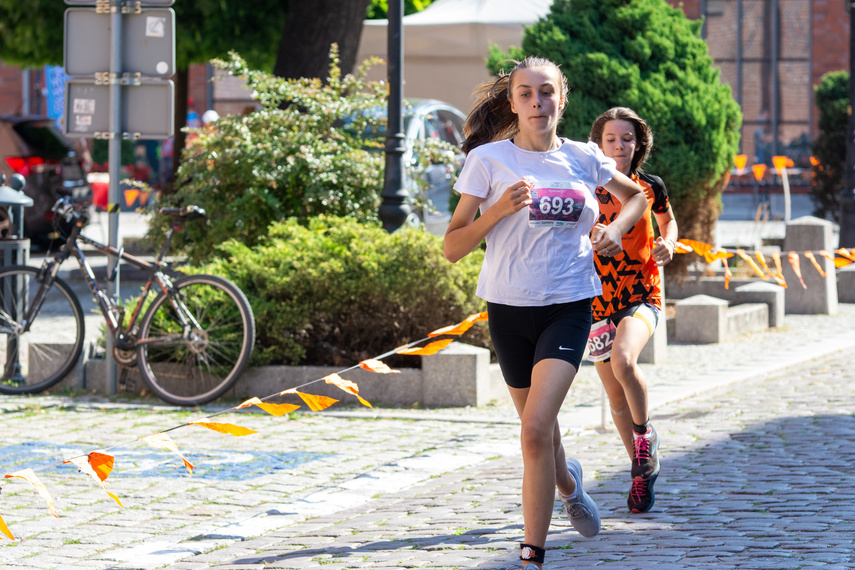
[31,216,197,348]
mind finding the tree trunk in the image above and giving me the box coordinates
[273,0,371,79]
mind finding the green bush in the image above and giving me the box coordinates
[811,71,848,223]
[489,0,742,274]
[194,216,488,367]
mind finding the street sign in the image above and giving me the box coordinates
[65,0,174,5]
[64,8,175,78]
[63,80,174,139]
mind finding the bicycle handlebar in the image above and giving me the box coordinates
[51,198,207,224]
[158,205,207,220]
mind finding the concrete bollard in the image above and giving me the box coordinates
[839,264,855,304]
[734,281,785,328]
[674,294,728,344]
[421,342,497,407]
[781,216,838,315]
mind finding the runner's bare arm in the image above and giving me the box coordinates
[444,179,532,263]
[591,172,647,255]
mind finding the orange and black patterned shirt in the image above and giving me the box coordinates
[592,172,671,322]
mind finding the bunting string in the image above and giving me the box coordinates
[0,311,488,540]
[675,240,855,290]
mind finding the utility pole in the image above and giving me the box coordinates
[378,0,411,232]
[842,0,855,247]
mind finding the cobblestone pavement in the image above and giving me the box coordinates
[0,306,853,569]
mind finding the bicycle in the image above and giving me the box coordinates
[0,196,255,406]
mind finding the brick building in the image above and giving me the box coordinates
[668,0,848,167]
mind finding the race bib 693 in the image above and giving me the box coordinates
[529,181,587,228]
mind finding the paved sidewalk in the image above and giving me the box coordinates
[0,305,853,569]
[179,349,855,569]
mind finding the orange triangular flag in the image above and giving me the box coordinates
[142,433,194,473]
[138,191,151,206]
[88,452,114,482]
[323,374,372,408]
[359,359,400,374]
[755,251,773,276]
[736,249,766,279]
[64,456,125,508]
[722,256,732,289]
[821,250,853,268]
[65,455,101,481]
[835,248,855,261]
[428,312,486,337]
[189,421,258,436]
[770,252,787,288]
[428,321,473,337]
[398,338,454,355]
[674,241,693,254]
[679,238,712,257]
[788,252,807,289]
[295,391,338,411]
[5,469,57,518]
[704,249,734,263]
[236,397,300,417]
[803,251,826,277]
[0,514,13,540]
[123,189,140,207]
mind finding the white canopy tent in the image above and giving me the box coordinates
[355,0,553,113]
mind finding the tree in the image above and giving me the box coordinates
[0,0,64,66]
[274,0,371,80]
[489,0,742,272]
[811,71,848,224]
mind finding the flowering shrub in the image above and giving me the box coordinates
[154,46,389,262]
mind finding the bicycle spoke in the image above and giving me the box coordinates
[137,275,254,406]
[0,267,84,394]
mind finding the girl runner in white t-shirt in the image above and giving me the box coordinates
[443,57,648,569]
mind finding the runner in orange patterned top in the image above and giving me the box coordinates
[587,107,679,516]
[592,171,671,321]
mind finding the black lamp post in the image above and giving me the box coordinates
[378,0,411,232]
[842,0,855,247]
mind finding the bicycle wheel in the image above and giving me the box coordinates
[0,265,85,395]
[137,274,255,406]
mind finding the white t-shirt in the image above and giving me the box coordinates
[454,138,617,306]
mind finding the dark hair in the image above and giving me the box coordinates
[589,107,653,174]
[462,57,569,154]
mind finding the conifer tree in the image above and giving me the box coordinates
[489,0,742,254]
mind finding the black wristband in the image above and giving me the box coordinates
[520,542,545,564]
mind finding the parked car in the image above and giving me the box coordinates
[344,99,467,234]
[0,115,92,247]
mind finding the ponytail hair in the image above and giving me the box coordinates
[462,57,569,155]
[589,107,653,174]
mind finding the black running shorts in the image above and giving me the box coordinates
[487,299,592,389]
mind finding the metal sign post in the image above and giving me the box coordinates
[106,7,122,397]
[63,0,175,396]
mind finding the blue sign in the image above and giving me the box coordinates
[44,65,68,129]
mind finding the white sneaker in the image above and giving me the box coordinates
[558,458,601,538]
